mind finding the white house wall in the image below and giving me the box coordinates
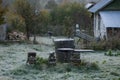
[94,13,108,40]
[100,19,107,39]
[94,13,101,38]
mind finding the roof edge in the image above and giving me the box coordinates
[88,0,114,13]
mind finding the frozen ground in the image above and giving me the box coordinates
[0,37,120,80]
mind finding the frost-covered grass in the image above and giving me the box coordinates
[0,37,120,80]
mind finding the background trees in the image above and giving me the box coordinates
[13,0,34,40]
[6,0,42,40]
[50,2,92,37]
[5,11,25,32]
[45,0,57,9]
[5,1,92,38]
[37,10,51,35]
[0,0,5,24]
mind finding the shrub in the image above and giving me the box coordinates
[90,37,120,50]
[90,41,107,50]
[105,49,113,56]
[80,60,88,66]
[36,56,48,65]
[102,60,106,64]
[105,50,120,56]
[79,60,99,70]
[107,49,112,56]
[90,62,99,70]
[34,56,48,69]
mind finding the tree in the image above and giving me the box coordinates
[38,10,51,34]
[13,0,35,40]
[6,0,52,42]
[50,2,92,37]
[45,0,57,9]
[5,11,25,32]
[0,0,5,24]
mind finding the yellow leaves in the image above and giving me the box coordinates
[6,11,23,23]
[39,9,51,23]
[5,10,25,32]
[40,10,47,17]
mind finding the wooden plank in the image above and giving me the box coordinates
[57,48,74,51]
[74,49,94,52]
[57,48,94,52]
[54,38,74,42]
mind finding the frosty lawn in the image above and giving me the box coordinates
[0,37,120,80]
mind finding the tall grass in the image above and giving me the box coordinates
[89,37,120,50]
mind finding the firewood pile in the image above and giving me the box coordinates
[7,31,26,40]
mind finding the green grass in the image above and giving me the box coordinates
[10,68,28,75]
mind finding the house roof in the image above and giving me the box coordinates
[89,0,113,13]
[85,2,94,9]
[100,11,120,28]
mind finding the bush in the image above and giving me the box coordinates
[89,62,99,70]
[105,50,120,56]
[80,60,88,66]
[90,37,120,50]
[107,49,112,56]
[34,56,48,69]
[102,60,106,64]
[36,56,48,65]
[77,60,99,70]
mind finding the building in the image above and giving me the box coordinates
[88,0,120,39]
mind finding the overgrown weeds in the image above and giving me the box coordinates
[79,60,99,70]
[27,57,99,73]
[104,49,120,56]
[89,37,120,50]
[36,56,48,64]
[34,56,48,69]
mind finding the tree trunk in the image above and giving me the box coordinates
[26,24,30,40]
[33,34,36,43]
